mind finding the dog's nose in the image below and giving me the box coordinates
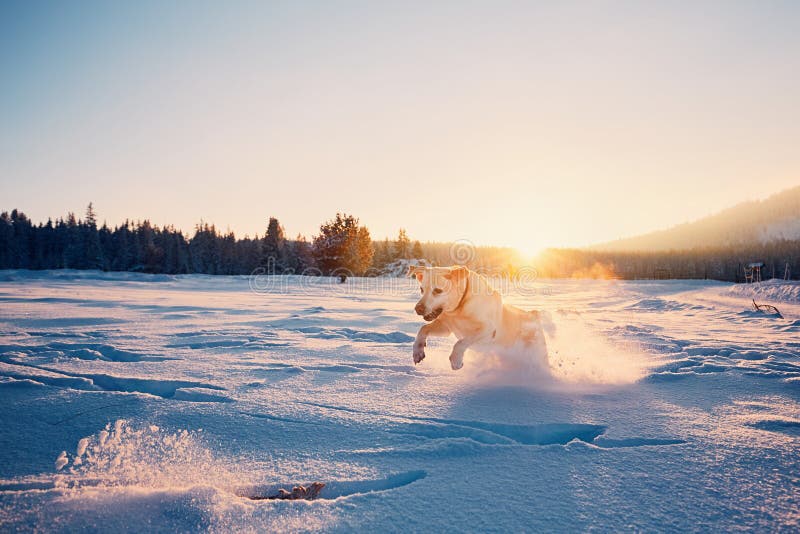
[415,302,425,316]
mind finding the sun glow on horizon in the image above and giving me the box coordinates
[1,2,799,249]
[511,243,544,263]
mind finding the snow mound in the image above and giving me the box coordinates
[727,279,800,304]
[379,259,428,277]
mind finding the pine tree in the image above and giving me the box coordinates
[312,213,373,275]
[63,212,82,268]
[220,231,237,274]
[394,228,411,260]
[112,221,132,271]
[288,234,313,274]
[412,240,423,259]
[190,222,221,274]
[262,217,288,273]
[0,212,12,269]
[98,223,113,270]
[237,234,262,274]
[9,209,33,269]
[83,203,104,269]
[355,226,374,274]
[372,238,392,269]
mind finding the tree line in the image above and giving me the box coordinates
[535,243,800,282]
[0,204,517,276]
[9,203,791,282]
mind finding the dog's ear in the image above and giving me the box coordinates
[407,265,424,282]
[444,266,467,281]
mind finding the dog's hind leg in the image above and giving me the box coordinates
[413,319,451,364]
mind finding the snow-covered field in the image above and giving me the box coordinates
[0,271,798,532]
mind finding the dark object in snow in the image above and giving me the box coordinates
[752,299,783,318]
[338,274,347,283]
[249,482,326,501]
[745,263,764,283]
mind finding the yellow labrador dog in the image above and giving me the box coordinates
[409,265,547,370]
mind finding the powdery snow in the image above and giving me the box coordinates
[727,278,800,304]
[0,271,798,532]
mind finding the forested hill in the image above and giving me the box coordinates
[593,185,800,252]
[533,185,800,281]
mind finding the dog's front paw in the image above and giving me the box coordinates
[413,342,426,364]
[449,352,464,371]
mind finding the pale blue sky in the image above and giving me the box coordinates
[2,1,799,253]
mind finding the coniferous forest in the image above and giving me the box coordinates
[1,204,797,281]
[0,205,365,275]
[535,245,800,282]
[0,204,515,276]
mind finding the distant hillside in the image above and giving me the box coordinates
[593,185,800,252]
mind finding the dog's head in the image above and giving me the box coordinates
[409,265,468,321]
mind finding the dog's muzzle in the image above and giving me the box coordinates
[422,308,443,322]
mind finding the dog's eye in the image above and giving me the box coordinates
[433,288,443,295]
